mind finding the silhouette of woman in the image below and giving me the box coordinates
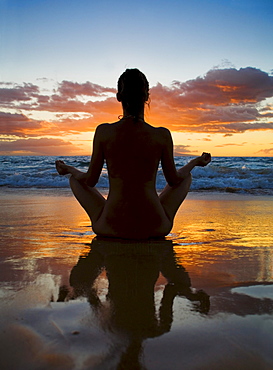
[57,238,210,369]
[56,69,211,239]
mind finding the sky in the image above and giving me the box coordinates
[0,0,273,156]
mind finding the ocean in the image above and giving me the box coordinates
[0,156,272,195]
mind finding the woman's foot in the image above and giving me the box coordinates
[55,160,69,175]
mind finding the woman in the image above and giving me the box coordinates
[56,69,211,239]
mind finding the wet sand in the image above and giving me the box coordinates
[0,188,273,369]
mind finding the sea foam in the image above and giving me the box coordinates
[0,156,272,195]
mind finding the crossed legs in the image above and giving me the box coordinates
[70,172,191,236]
[64,167,192,235]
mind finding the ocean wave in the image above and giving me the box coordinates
[0,156,272,195]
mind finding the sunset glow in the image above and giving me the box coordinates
[1,0,272,156]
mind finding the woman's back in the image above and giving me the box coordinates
[101,118,165,187]
[93,117,172,239]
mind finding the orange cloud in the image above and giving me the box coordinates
[148,67,273,132]
[256,147,273,155]
[173,145,193,156]
[215,142,247,148]
[1,67,273,144]
[0,112,45,137]
[0,137,79,156]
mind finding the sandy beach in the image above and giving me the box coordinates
[0,188,273,369]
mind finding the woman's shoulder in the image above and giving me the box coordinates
[96,122,111,130]
[96,121,122,130]
[95,122,123,141]
[144,121,169,132]
[95,122,115,135]
[95,121,171,141]
[141,124,172,147]
[147,124,171,138]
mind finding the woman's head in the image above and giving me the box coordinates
[117,69,149,119]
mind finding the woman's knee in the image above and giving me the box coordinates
[69,175,83,191]
[69,176,87,199]
[69,175,74,184]
[176,172,192,190]
[185,173,192,187]
[69,175,77,191]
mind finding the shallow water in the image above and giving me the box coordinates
[0,189,273,369]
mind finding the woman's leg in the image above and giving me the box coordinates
[55,161,106,224]
[159,173,192,224]
[69,176,106,225]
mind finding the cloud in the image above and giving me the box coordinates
[57,80,116,99]
[256,147,273,155]
[0,112,45,137]
[173,145,193,156]
[215,121,273,133]
[0,83,40,105]
[215,142,247,147]
[149,67,273,132]
[0,137,78,155]
[172,67,273,105]
[1,67,273,145]
[0,110,113,137]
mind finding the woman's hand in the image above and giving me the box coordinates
[196,152,211,167]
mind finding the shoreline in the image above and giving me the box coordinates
[1,186,273,200]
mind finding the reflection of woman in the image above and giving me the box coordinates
[59,238,209,368]
[56,69,211,239]
[65,238,210,333]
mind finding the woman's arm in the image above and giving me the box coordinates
[55,125,106,187]
[160,128,211,187]
[84,124,105,186]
